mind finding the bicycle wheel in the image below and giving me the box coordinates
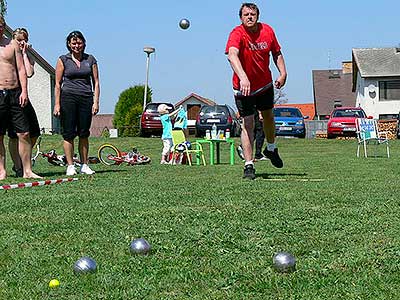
[98,144,121,166]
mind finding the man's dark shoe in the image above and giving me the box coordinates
[12,165,23,178]
[236,145,245,161]
[254,154,267,161]
[242,164,256,180]
[263,148,283,168]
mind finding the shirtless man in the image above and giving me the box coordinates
[0,16,41,179]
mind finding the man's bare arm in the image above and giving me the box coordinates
[14,41,28,106]
[272,51,287,89]
[227,47,251,96]
[23,52,35,78]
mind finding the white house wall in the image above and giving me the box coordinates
[355,72,365,108]
[28,64,53,132]
[356,73,400,118]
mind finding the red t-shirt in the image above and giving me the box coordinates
[225,23,281,93]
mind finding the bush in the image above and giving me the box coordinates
[113,85,152,137]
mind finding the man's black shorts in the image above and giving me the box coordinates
[60,91,93,140]
[8,101,41,138]
[234,86,274,117]
[0,88,30,136]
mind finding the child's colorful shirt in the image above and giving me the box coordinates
[160,114,172,139]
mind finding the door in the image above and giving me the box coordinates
[187,104,201,120]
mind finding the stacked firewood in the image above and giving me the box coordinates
[315,130,327,139]
[377,120,398,140]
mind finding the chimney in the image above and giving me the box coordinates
[342,61,352,74]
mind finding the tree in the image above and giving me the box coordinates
[113,85,152,137]
[0,1,7,18]
[274,87,288,104]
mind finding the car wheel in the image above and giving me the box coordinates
[298,132,306,138]
[195,129,202,138]
[140,129,150,137]
[327,133,335,139]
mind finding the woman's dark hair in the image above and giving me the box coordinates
[239,3,259,17]
[66,30,86,52]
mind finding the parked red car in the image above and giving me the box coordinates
[140,102,174,137]
[327,107,368,139]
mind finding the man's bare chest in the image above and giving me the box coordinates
[0,44,16,63]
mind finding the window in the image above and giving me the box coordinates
[334,100,342,108]
[201,105,228,116]
[379,80,400,101]
[145,103,174,113]
[332,109,366,118]
[329,70,341,79]
[273,108,302,118]
[379,114,398,120]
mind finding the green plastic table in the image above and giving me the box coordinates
[195,138,235,165]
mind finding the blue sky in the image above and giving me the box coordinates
[5,0,399,113]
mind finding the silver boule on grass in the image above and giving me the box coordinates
[73,256,97,274]
[130,238,151,255]
[272,251,296,273]
[179,18,190,30]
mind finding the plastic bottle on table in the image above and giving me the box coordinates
[225,128,230,139]
[205,129,211,139]
[219,130,224,140]
[211,124,217,139]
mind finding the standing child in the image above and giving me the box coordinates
[158,104,182,164]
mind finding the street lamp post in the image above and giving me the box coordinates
[143,46,155,111]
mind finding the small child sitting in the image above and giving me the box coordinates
[158,104,182,164]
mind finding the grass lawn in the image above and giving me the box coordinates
[1,135,400,299]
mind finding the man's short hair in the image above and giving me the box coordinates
[13,28,29,41]
[239,3,259,17]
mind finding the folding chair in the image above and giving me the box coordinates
[356,118,390,158]
[171,130,206,166]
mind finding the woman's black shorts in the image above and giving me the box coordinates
[60,91,93,140]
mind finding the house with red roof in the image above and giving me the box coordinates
[175,93,216,132]
[275,103,315,120]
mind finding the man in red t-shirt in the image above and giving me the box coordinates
[225,3,287,180]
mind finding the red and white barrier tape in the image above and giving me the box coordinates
[0,177,78,190]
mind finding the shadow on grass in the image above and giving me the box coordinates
[359,156,390,159]
[93,169,128,174]
[36,171,68,177]
[256,172,308,179]
[38,169,127,177]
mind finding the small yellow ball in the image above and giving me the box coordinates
[49,279,60,288]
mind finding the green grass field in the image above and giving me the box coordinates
[1,135,400,299]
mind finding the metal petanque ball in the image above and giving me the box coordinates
[130,238,151,255]
[272,251,296,273]
[179,18,190,30]
[73,256,97,274]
